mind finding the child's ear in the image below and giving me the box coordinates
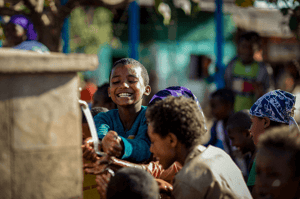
[143,85,151,96]
[263,117,271,129]
[108,87,111,97]
[243,129,251,138]
[167,132,178,148]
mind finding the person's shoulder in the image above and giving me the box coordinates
[14,40,50,53]
[257,61,269,69]
[175,153,212,187]
[226,56,238,66]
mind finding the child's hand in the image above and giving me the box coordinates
[82,144,98,163]
[95,171,112,199]
[102,131,123,158]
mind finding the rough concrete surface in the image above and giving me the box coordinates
[0,48,96,199]
[0,48,98,73]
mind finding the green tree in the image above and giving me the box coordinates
[70,7,113,54]
[0,0,129,52]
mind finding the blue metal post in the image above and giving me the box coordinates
[129,1,140,60]
[61,0,70,53]
[214,0,225,89]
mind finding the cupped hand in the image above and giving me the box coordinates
[102,131,123,157]
[82,144,98,163]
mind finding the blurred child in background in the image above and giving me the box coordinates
[3,15,49,52]
[225,31,271,112]
[227,110,256,181]
[106,167,159,199]
[254,126,300,199]
[92,83,117,110]
[205,88,235,156]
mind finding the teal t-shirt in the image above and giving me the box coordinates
[93,106,151,163]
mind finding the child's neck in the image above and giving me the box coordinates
[223,111,234,127]
[117,104,142,131]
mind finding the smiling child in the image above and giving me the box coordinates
[146,96,252,199]
[93,58,151,163]
[227,110,256,180]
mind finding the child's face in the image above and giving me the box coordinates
[3,23,24,47]
[147,122,177,170]
[249,116,265,145]
[227,127,251,155]
[255,147,300,199]
[238,40,255,64]
[210,97,232,120]
[108,64,150,107]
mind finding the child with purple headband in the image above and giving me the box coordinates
[3,15,49,53]
[247,89,299,191]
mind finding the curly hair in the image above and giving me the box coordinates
[146,96,207,149]
[110,58,149,86]
[258,126,300,177]
[107,167,159,199]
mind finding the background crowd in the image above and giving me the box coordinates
[2,13,300,199]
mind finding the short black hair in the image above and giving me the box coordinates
[110,58,149,86]
[210,88,235,106]
[258,126,300,177]
[82,107,109,123]
[106,167,159,199]
[227,110,251,132]
[146,96,207,149]
[238,31,261,46]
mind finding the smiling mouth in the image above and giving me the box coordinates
[117,93,132,97]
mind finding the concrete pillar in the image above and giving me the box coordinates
[0,49,98,199]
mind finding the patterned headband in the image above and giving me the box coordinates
[250,90,296,124]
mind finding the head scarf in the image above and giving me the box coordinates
[148,86,207,132]
[250,90,299,130]
[9,15,38,41]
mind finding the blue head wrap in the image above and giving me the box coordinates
[148,86,207,132]
[250,90,296,124]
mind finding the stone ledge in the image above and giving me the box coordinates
[0,48,98,73]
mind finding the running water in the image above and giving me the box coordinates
[79,99,106,156]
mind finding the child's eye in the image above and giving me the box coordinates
[112,81,120,84]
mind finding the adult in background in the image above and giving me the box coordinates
[3,15,49,53]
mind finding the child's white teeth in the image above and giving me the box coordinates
[118,93,131,97]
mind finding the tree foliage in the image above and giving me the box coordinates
[70,7,113,54]
[235,0,300,38]
[0,0,129,51]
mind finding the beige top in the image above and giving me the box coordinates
[172,145,252,199]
